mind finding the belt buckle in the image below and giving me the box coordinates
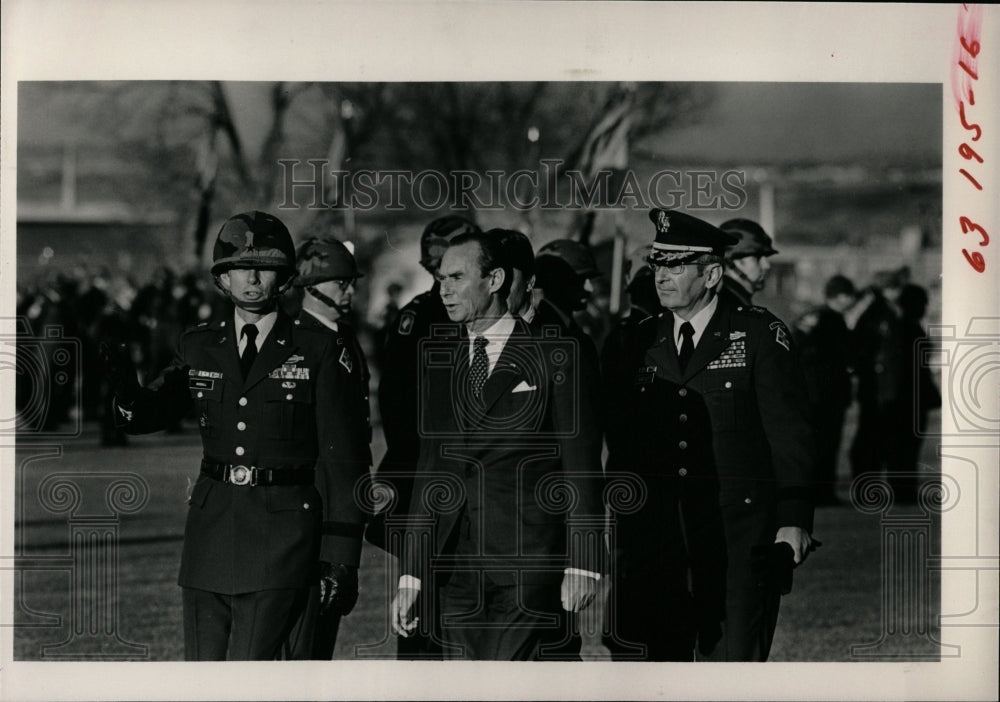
[229,465,252,486]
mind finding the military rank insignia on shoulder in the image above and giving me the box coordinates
[398,310,416,335]
[769,320,792,351]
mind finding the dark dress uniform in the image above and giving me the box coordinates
[719,275,753,308]
[371,285,450,657]
[115,310,368,660]
[283,313,372,659]
[610,296,816,661]
[794,304,854,504]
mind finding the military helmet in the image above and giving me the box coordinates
[420,215,481,268]
[293,237,364,287]
[211,211,296,276]
[719,218,778,261]
[536,239,601,279]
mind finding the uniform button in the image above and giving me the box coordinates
[678,388,688,397]
[237,421,246,431]
[678,468,688,477]
[725,381,733,389]
[197,391,204,398]
[679,441,688,450]
[239,397,248,406]
[286,393,294,400]
[744,497,752,504]
[679,414,688,423]
[303,502,310,510]
[235,446,245,456]
[640,387,646,393]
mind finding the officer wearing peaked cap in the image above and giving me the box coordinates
[372,214,480,659]
[718,218,779,307]
[605,209,817,662]
[102,211,368,660]
[282,236,373,660]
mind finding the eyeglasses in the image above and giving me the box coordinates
[650,261,696,275]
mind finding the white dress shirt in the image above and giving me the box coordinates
[672,295,718,352]
[234,310,278,354]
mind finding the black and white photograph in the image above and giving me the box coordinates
[1,2,997,701]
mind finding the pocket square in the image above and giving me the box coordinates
[512,381,537,393]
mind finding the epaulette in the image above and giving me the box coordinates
[735,305,769,315]
[182,320,222,337]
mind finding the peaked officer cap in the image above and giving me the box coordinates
[647,209,737,265]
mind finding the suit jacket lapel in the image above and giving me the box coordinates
[476,320,531,420]
[243,312,296,390]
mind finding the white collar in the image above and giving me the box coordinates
[467,312,518,375]
[234,309,278,348]
[673,295,719,349]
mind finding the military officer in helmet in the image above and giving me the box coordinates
[606,209,817,662]
[718,218,779,307]
[370,214,480,658]
[102,211,368,660]
[283,236,373,659]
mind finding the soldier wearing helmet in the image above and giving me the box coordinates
[718,218,778,307]
[283,237,373,660]
[370,214,480,659]
[531,239,602,363]
[102,211,368,660]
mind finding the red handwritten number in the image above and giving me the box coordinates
[959,142,984,163]
[959,102,982,141]
[960,216,990,246]
[962,249,986,273]
[959,60,979,80]
[959,169,983,190]
[960,36,981,58]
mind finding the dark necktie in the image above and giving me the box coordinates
[470,336,489,399]
[678,321,695,371]
[240,324,259,379]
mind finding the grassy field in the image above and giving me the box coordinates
[13,410,942,662]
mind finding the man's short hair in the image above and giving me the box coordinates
[493,229,535,276]
[824,274,856,299]
[448,231,513,300]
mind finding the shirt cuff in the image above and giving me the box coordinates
[398,574,422,591]
[564,567,601,581]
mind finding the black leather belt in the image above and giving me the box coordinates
[200,460,315,487]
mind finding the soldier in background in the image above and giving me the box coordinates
[496,229,536,322]
[793,274,858,505]
[283,237,372,659]
[370,214,480,658]
[103,211,367,660]
[718,218,779,308]
[532,239,602,364]
[849,268,905,490]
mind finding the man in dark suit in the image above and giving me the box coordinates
[371,215,480,658]
[282,236,372,659]
[103,211,367,660]
[389,230,605,660]
[607,209,817,662]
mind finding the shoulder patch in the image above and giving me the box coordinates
[339,347,354,373]
[398,310,416,336]
[769,320,792,351]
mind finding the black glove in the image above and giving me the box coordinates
[319,561,359,616]
[99,342,140,406]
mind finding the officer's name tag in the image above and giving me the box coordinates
[635,366,657,385]
[189,378,215,391]
[269,366,311,380]
[189,369,222,379]
[707,340,747,369]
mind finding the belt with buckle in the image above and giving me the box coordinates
[200,460,315,487]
